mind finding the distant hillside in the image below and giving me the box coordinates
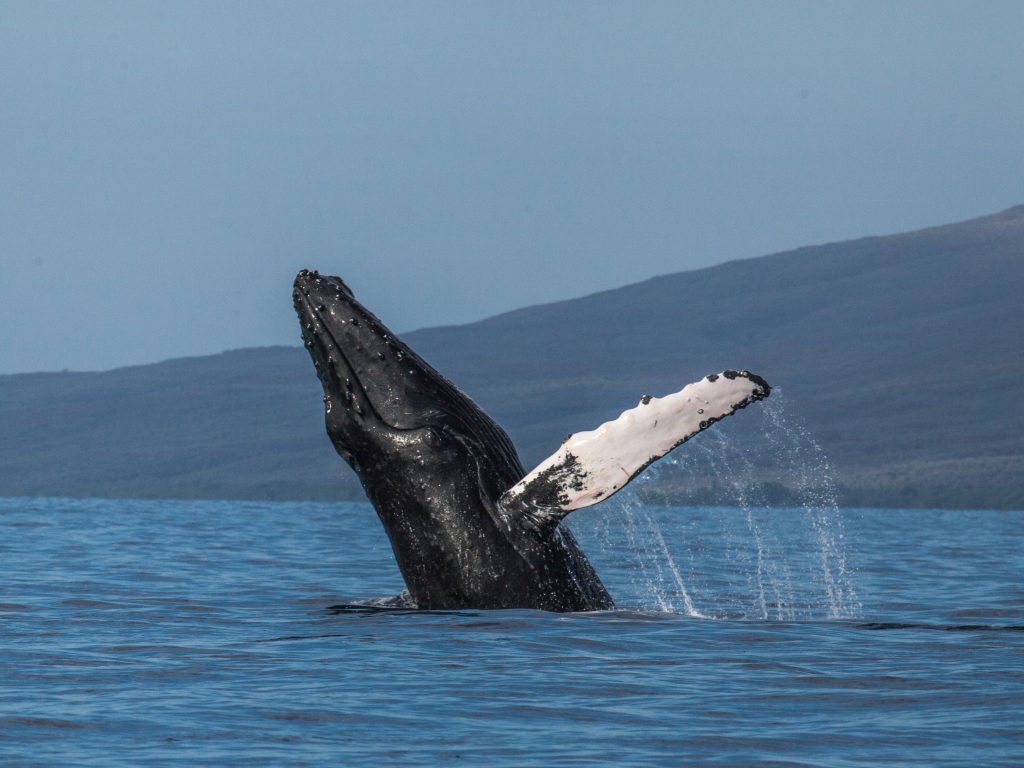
[3,205,1023,509]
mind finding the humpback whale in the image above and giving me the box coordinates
[293,270,770,611]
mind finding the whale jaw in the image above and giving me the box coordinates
[293,269,520,474]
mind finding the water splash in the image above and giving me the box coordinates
[567,390,861,620]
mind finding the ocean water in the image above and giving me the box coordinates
[1,496,1021,767]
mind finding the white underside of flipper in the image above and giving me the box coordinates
[499,370,770,531]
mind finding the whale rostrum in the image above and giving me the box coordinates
[293,270,771,611]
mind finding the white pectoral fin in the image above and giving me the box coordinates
[498,370,771,534]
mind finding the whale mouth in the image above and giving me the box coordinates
[295,290,376,423]
[293,269,522,470]
[292,270,400,436]
[293,269,459,436]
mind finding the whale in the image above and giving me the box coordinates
[293,269,770,611]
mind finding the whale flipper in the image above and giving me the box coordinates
[499,370,770,535]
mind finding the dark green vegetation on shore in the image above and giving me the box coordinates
[3,206,1022,509]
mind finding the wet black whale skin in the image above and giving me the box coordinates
[294,270,613,612]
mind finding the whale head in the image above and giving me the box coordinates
[292,270,524,543]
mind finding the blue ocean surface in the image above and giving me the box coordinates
[1,496,1021,766]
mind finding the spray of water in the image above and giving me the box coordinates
[566,390,861,620]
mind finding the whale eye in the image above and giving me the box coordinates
[423,427,442,446]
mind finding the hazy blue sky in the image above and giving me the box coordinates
[2,1,1022,373]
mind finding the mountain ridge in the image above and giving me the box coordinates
[2,205,1022,508]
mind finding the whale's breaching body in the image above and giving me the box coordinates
[294,270,770,611]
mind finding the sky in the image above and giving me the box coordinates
[2,1,1022,374]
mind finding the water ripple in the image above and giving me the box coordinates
[0,497,1021,767]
